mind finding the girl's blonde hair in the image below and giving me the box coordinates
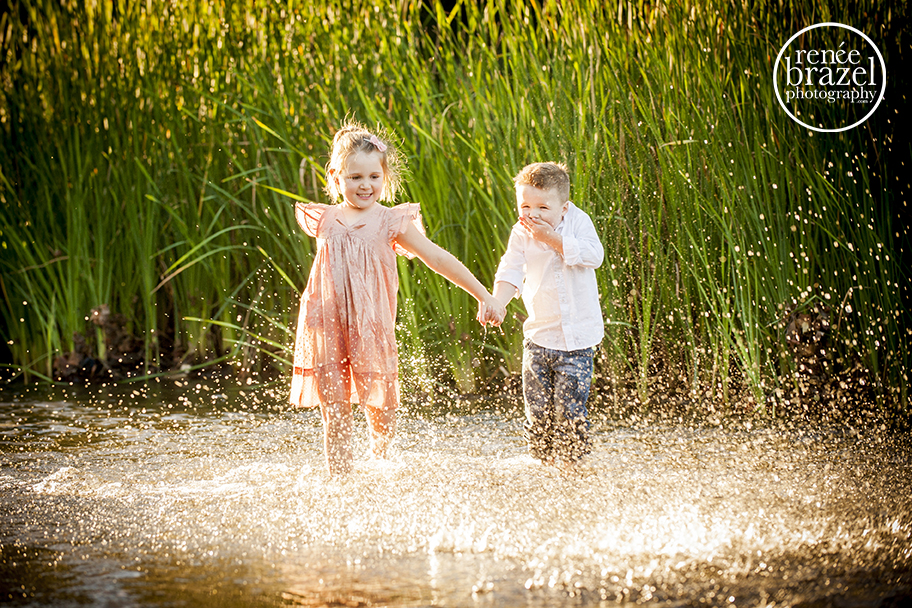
[324,120,404,203]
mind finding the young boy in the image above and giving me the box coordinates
[489,162,604,465]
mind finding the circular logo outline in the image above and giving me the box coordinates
[773,22,886,133]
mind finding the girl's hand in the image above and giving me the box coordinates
[475,299,488,326]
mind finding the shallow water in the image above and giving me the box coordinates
[1,380,910,607]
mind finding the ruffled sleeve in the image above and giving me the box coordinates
[388,203,425,258]
[294,202,327,237]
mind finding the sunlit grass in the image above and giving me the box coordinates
[0,0,907,416]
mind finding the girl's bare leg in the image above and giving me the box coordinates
[364,405,396,459]
[321,401,353,475]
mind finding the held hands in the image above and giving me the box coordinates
[476,294,506,327]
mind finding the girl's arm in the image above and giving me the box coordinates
[396,222,505,325]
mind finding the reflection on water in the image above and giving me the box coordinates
[1,381,910,607]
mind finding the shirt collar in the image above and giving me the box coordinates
[555,202,573,233]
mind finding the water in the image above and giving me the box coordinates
[1,380,911,607]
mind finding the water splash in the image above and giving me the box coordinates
[1,383,910,606]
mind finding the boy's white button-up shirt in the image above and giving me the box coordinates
[494,202,604,351]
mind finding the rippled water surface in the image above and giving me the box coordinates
[1,381,911,607]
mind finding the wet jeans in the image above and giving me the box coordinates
[522,340,594,462]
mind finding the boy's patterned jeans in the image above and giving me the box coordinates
[521,340,594,462]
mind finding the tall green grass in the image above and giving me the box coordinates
[1,0,908,416]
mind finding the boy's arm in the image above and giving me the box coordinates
[519,216,564,255]
[492,281,518,307]
[560,210,604,269]
[493,225,526,290]
[519,210,602,268]
[489,226,526,326]
[484,281,516,326]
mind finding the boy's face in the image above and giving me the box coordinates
[515,184,569,229]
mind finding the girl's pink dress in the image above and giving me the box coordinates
[289,201,423,411]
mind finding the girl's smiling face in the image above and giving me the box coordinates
[335,151,385,210]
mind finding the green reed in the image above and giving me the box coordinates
[0,0,907,415]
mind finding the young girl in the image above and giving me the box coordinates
[290,121,503,476]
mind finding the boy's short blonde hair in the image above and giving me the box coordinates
[513,162,570,202]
